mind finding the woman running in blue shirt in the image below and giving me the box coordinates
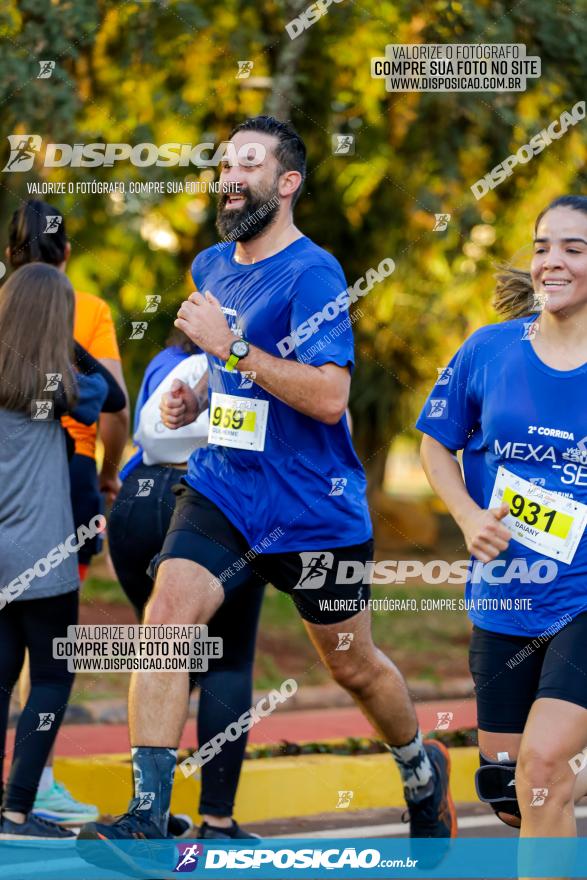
[418,196,587,846]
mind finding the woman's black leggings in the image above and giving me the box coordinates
[0,590,77,814]
[108,464,265,817]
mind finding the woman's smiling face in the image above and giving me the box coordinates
[531,206,587,316]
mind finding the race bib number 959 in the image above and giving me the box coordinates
[208,392,268,451]
[489,466,587,565]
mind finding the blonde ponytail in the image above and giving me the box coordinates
[493,266,537,320]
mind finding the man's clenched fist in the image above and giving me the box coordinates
[160,379,200,429]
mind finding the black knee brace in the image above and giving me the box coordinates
[474,753,520,824]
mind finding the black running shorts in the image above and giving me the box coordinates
[469,613,587,733]
[154,482,373,625]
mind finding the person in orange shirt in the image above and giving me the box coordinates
[6,199,130,825]
[63,288,129,579]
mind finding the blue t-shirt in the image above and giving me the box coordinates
[71,373,109,426]
[120,346,189,480]
[416,316,587,637]
[186,236,372,552]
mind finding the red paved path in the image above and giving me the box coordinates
[7,700,476,759]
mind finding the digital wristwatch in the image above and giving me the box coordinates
[226,338,250,371]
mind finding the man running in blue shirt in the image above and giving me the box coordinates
[79,116,456,849]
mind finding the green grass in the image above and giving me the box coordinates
[257,584,470,688]
[257,584,468,642]
[257,588,306,637]
[253,654,286,692]
[69,673,130,703]
[83,576,128,604]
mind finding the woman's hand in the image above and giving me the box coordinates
[461,503,511,562]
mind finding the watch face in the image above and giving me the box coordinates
[232,339,249,358]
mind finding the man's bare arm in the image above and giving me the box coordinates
[192,370,209,413]
[174,292,349,425]
[234,346,349,425]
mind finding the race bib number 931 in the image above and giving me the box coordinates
[489,466,587,565]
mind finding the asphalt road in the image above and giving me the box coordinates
[249,801,587,839]
[2,804,587,880]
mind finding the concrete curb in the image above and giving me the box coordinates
[54,745,479,823]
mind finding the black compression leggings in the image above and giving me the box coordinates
[0,590,77,814]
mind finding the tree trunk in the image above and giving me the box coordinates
[362,442,390,501]
[266,0,310,119]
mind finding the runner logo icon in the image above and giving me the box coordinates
[530,787,548,806]
[3,135,42,172]
[332,134,355,155]
[236,61,253,79]
[427,399,447,419]
[129,321,148,340]
[144,294,161,313]
[329,477,347,496]
[43,372,62,391]
[239,371,256,389]
[31,400,53,420]
[336,633,354,651]
[433,213,451,231]
[435,711,453,730]
[37,713,55,731]
[136,479,155,497]
[294,552,334,589]
[37,60,56,79]
[136,792,155,810]
[44,215,62,233]
[336,790,354,809]
[522,321,539,340]
[436,367,453,385]
[174,843,203,872]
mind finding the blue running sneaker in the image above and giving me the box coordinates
[404,740,457,837]
[167,813,194,838]
[0,811,75,840]
[403,740,457,869]
[77,797,171,876]
[198,819,259,840]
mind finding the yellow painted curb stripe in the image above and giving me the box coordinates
[55,746,479,823]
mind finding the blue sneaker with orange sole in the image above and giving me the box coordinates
[404,740,457,868]
[77,797,171,876]
[404,740,458,837]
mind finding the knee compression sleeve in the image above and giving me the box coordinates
[475,752,520,822]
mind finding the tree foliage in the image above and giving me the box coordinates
[1,0,586,486]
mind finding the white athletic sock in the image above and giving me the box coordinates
[38,765,54,794]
